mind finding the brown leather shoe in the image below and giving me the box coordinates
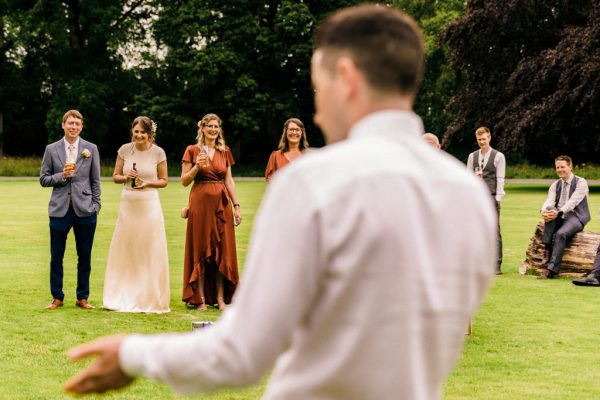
[537,269,555,279]
[46,299,64,310]
[75,299,95,309]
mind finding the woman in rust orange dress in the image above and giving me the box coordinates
[180,113,242,311]
[265,118,309,182]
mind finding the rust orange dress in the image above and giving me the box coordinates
[182,145,239,306]
[265,150,290,182]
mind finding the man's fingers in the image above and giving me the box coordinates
[64,372,88,394]
[68,340,102,362]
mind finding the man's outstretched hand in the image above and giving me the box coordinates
[64,334,135,395]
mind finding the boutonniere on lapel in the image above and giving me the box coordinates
[81,149,91,159]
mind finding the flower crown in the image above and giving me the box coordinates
[151,120,158,135]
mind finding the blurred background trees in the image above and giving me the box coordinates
[440,0,600,163]
[0,0,598,167]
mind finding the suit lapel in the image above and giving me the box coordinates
[56,138,66,165]
[76,138,87,167]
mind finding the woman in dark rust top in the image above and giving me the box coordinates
[180,113,241,311]
[265,118,309,182]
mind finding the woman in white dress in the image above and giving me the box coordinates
[102,116,170,313]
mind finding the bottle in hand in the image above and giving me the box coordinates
[131,162,138,188]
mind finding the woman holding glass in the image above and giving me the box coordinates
[181,113,241,311]
[265,118,310,182]
[102,116,170,313]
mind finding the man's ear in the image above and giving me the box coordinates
[335,56,360,101]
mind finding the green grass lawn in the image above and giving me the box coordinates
[1,180,600,399]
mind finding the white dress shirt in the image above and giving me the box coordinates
[120,111,496,400]
[466,147,506,202]
[64,137,80,163]
[541,174,589,216]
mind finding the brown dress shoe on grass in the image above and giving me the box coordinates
[46,299,64,310]
[75,299,95,309]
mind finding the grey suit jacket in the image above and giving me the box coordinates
[40,137,101,217]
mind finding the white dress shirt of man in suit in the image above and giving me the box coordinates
[466,126,506,274]
[538,155,590,279]
[40,109,101,310]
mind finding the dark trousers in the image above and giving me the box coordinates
[495,201,502,269]
[590,245,600,278]
[542,215,583,274]
[49,206,97,301]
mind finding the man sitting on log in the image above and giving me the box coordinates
[538,155,590,279]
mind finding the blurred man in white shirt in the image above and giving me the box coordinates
[65,5,496,399]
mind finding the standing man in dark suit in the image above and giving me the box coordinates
[466,126,506,274]
[40,109,101,309]
[538,155,590,279]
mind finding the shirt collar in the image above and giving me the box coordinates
[348,110,424,142]
[64,137,80,150]
[479,147,493,157]
[562,174,574,185]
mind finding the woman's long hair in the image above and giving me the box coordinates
[196,113,226,152]
[278,118,309,152]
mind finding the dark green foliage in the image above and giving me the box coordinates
[0,0,142,157]
[135,0,361,165]
[2,0,466,168]
[441,0,600,163]
[392,0,465,145]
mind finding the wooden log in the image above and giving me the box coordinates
[521,222,600,276]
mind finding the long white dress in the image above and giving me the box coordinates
[102,143,170,313]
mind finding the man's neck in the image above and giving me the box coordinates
[479,147,490,155]
[562,174,573,182]
[65,136,78,145]
[351,91,413,130]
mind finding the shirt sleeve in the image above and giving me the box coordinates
[541,181,558,211]
[117,144,128,160]
[265,151,278,182]
[494,152,506,202]
[225,147,235,167]
[119,172,322,394]
[466,153,474,171]
[156,146,167,163]
[561,177,589,214]
[182,145,195,164]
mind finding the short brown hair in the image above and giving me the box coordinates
[555,155,572,167]
[314,5,424,96]
[62,110,83,124]
[475,126,490,136]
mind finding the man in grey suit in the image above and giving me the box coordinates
[538,155,590,279]
[40,109,101,310]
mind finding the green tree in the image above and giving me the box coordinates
[0,0,49,156]
[392,0,465,144]
[132,0,363,165]
[0,0,156,157]
[440,0,600,163]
